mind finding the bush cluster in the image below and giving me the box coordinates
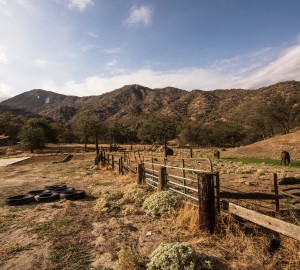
[142,191,181,217]
[147,242,212,270]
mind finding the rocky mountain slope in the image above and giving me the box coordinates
[1,81,299,124]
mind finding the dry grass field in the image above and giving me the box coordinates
[0,140,300,269]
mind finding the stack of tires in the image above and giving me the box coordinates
[4,184,86,206]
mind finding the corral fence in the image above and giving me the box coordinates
[96,149,300,241]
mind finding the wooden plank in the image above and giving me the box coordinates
[220,191,278,200]
[224,201,300,241]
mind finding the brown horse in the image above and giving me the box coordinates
[281,151,290,166]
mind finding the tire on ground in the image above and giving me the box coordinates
[60,190,86,200]
[28,190,51,196]
[34,192,60,203]
[44,184,67,191]
[44,187,75,193]
[5,194,34,206]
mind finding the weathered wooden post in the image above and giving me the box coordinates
[112,155,115,170]
[120,156,124,175]
[137,163,144,184]
[118,158,121,174]
[95,134,99,156]
[190,148,193,158]
[158,166,167,190]
[273,173,280,212]
[198,173,216,233]
[215,172,220,214]
[182,159,186,194]
[107,154,110,169]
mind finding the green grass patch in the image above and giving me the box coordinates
[29,219,73,239]
[49,243,91,270]
[223,157,300,168]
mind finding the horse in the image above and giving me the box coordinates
[159,146,174,156]
[281,151,290,166]
[214,150,220,159]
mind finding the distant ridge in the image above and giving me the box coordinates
[1,81,299,124]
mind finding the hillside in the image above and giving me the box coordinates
[1,81,300,124]
[0,104,46,119]
[223,128,300,159]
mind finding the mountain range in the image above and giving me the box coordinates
[1,81,299,126]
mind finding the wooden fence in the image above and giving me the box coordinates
[97,150,300,240]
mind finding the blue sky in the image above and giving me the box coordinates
[0,0,300,100]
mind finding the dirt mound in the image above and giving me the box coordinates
[222,129,300,159]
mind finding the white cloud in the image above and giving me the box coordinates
[1,37,300,99]
[0,83,12,101]
[1,9,13,17]
[0,46,9,63]
[105,59,117,67]
[237,44,300,89]
[80,43,98,52]
[87,31,98,38]
[15,0,35,10]
[124,5,153,27]
[103,47,121,54]
[67,0,94,12]
[34,59,48,68]
[58,42,300,96]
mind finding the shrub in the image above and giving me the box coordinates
[121,184,150,206]
[142,191,181,217]
[94,190,124,213]
[147,242,212,270]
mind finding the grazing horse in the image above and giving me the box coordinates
[281,151,290,166]
[214,150,220,159]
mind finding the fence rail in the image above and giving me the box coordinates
[97,150,300,241]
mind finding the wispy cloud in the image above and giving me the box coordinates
[103,47,121,54]
[0,0,12,17]
[236,44,300,89]
[2,41,300,99]
[58,42,300,96]
[15,0,35,10]
[67,0,94,12]
[0,46,9,63]
[105,59,117,67]
[87,31,98,38]
[1,8,13,17]
[124,5,153,27]
[34,59,48,68]
[80,43,98,52]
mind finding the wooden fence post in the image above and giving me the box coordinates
[215,172,221,214]
[112,155,115,170]
[137,163,144,184]
[120,157,124,175]
[158,166,167,190]
[273,173,280,213]
[198,173,216,233]
[182,159,186,194]
[190,148,193,158]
